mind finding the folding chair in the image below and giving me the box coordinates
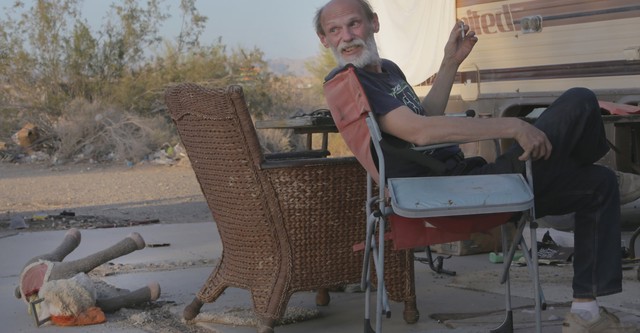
[323,65,544,333]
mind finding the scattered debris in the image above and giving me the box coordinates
[11,122,40,152]
[1,132,189,167]
[0,211,161,232]
[10,215,28,229]
[537,231,574,263]
[146,243,171,248]
[117,304,206,333]
[515,231,574,266]
[194,306,321,327]
[90,258,215,277]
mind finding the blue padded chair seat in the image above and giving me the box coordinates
[388,174,534,218]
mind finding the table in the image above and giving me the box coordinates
[255,110,338,152]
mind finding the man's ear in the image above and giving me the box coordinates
[372,13,380,33]
[318,33,330,48]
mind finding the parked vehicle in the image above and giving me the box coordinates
[414,0,640,118]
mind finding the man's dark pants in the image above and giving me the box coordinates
[468,87,622,299]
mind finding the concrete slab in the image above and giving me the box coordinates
[2,223,640,333]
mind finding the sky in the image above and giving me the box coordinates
[90,0,329,60]
[0,0,329,60]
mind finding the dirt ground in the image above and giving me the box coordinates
[1,161,217,332]
[0,161,213,231]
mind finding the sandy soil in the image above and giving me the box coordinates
[0,161,213,230]
[1,161,216,332]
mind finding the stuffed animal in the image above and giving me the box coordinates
[15,228,161,326]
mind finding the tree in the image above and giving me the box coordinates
[0,0,82,113]
[66,21,98,101]
[0,0,324,162]
[96,0,167,99]
[176,0,207,53]
[0,0,171,113]
[305,44,337,99]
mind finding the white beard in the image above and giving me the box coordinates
[332,35,381,69]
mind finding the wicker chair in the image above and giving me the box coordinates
[164,83,417,333]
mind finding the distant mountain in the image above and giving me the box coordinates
[268,57,312,77]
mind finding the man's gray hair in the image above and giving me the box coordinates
[314,0,375,36]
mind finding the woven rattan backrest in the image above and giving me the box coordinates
[165,83,278,249]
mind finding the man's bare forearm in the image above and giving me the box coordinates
[420,60,459,116]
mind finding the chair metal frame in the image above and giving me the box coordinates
[323,65,544,333]
[363,114,543,333]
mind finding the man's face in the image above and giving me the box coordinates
[330,34,379,69]
[318,0,380,68]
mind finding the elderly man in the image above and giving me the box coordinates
[315,0,639,332]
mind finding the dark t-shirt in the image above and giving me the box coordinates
[350,59,461,178]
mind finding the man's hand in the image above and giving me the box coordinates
[443,20,478,66]
[423,21,479,116]
[514,122,553,161]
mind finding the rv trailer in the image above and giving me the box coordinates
[414,0,640,118]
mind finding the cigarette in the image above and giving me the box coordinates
[460,22,465,40]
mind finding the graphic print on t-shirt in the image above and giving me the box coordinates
[389,81,423,115]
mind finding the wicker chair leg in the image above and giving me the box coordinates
[257,318,276,333]
[403,299,419,324]
[315,288,331,306]
[183,297,204,320]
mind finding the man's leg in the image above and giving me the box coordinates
[531,87,610,192]
[470,87,610,187]
[470,87,633,329]
[518,88,622,296]
[483,87,621,287]
[535,164,622,297]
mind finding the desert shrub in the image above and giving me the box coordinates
[0,107,58,156]
[52,99,173,163]
[0,109,26,141]
[256,128,303,154]
[0,1,337,164]
[324,133,353,157]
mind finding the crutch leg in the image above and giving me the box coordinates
[530,219,542,333]
[518,235,547,309]
[363,215,376,333]
[491,223,514,333]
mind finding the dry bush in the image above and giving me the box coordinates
[0,107,59,159]
[256,129,353,158]
[0,108,53,141]
[256,128,301,154]
[315,133,353,157]
[0,109,22,141]
[53,99,173,163]
[251,113,353,158]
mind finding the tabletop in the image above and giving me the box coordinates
[254,111,337,134]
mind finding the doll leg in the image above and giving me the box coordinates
[96,282,161,313]
[23,228,81,268]
[48,232,145,280]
